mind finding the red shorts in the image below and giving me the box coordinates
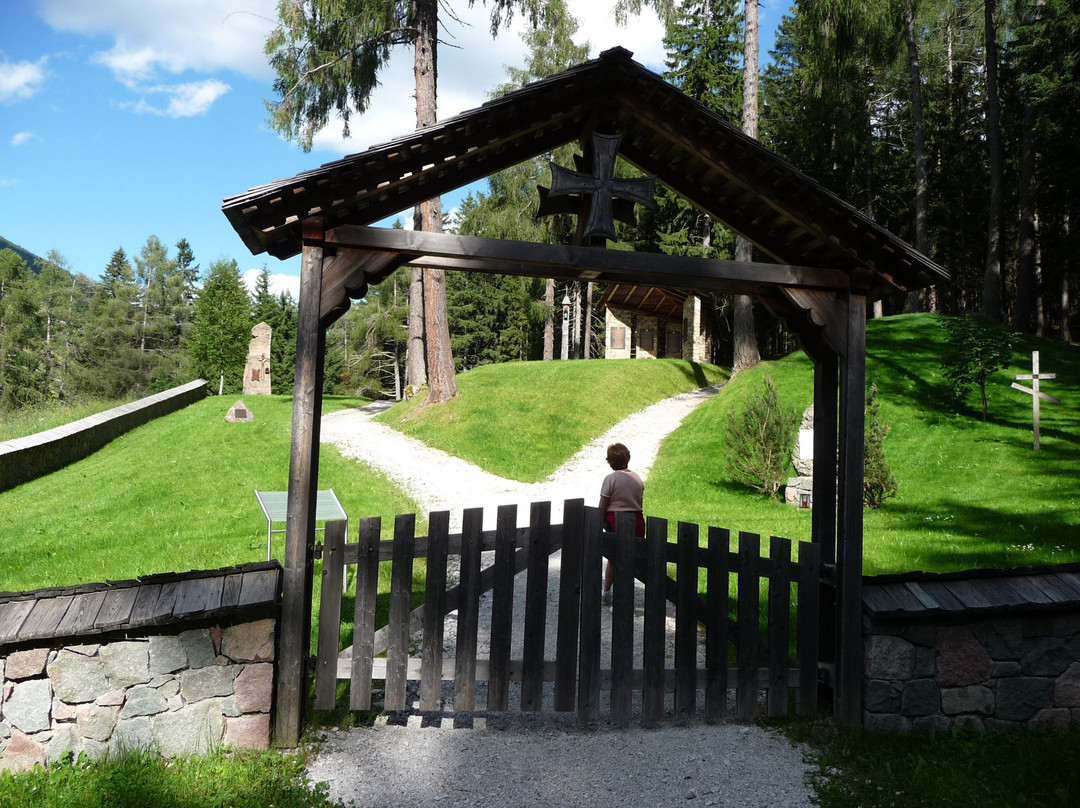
[605,510,645,538]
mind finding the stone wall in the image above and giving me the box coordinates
[864,611,1080,732]
[0,617,275,772]
[0,379,207,492]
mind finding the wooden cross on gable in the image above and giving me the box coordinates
[1011,350,1060,450]
[537,131,658,243]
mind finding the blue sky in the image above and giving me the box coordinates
[1,0,788,298]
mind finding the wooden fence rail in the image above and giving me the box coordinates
[314,499,820,723]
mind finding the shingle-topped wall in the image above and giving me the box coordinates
[0,563,280,771]
[863,565,1080,733]
[0,562,279,648]
[0,379,207,492]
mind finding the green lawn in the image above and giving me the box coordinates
[0,395,418,593]
[646,314,1080,574]
[378,358,727,482]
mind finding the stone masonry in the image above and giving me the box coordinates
[0,618,275,772]
[864,612,1080,732]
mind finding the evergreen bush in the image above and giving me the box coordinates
[863,383,897,508]
[724,375,797,498]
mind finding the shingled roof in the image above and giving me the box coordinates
[222,47,948,300]
[0,562,280,649]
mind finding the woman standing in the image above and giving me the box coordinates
[598,442,644,605]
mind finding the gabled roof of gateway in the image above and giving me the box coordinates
[223,47,948,298]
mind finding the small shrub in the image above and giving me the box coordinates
[863,383,897,509]
[940,315,1018,420]
[724,375,798,498]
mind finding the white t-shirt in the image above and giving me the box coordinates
[600,468,644,512]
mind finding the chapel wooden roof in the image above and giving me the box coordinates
[223,47,949,299]
[863,564,1080,620]
[0,562,281,649]
[602,283,688,321]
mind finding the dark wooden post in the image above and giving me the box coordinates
[834,292,865,724]
[812,348,839,680]
[274,216,325,748]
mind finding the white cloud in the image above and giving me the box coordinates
[242,267,300,301]
[0,56,48,103]
[0,177,23,188]
[120,79,231,117]
[11,131,40,147]
[38,0,280,80]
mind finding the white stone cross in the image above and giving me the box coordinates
[1011,350,1060,450]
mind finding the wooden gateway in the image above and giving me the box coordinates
[223,47,949,746]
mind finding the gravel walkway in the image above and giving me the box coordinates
[309,387,816,808]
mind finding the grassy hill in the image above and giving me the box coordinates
[377,358,727,481]
[0,396,418,592]
[647,313,1079,574]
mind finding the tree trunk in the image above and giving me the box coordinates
[902,0,931,313]
[414,0,456,404]
[733,0,761,374]
[407,264,425,389]
[982,0,1005,321]
[1062,213,1073,343]
[585,281,594,359]
[1014,103,1037,332]
[543,278,554,360]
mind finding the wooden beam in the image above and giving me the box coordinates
[325,225,852,295]
[275,217,325,748]
[781,288,849,355]
[834,292,866,725]
[319,248,403,328]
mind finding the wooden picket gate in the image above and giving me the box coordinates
[313,499,821,723]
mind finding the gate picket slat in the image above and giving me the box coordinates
[522,501,551,711]
[578,506,604,723]
[420,511,450,711]
[642,516,668,722]
[705,526,730,722]
[454,508,484,711]
[610,511,636,722]
[488,504,518,711]
[736,531,761,721]
[797,540,821,716]
[675,521,699,717]
[350,517,381,711]
[555,499,585,712]
[314,519,347,710]
[385,514,416,711]
[767,536,792,717]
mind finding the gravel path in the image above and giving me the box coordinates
[309,387,816,808]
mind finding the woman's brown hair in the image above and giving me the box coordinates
[606,442,630,470]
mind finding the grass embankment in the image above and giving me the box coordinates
[0,396,138,443]
[648,313,1080,574]
[378,358,726,482]
[791,718,1080,808]
[0,748,340,808]
[0,395,417,592]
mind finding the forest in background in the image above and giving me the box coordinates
[1,0,1076,413]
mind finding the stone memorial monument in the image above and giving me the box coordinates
[243,322,272,395]
[785,406,815,508]
[226,400,254,422]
